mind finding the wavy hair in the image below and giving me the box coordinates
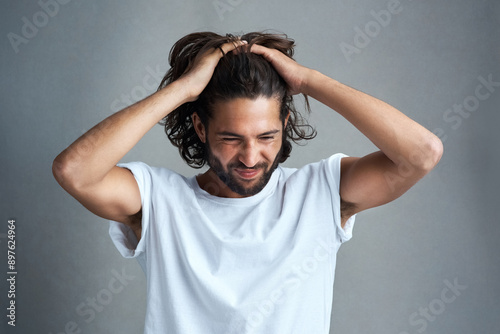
[158,31,316,168]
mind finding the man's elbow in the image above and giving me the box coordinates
[52,154,79,191]
[416,135,444,173]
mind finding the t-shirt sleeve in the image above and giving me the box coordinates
[108,161,152,266]
[322,153,356,243]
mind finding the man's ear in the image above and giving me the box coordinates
[284,110,290,128]
[191,112,206,143]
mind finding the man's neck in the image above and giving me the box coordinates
[196,169,244,198]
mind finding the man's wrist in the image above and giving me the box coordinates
[300,69,322,97]
[160,79,194,107]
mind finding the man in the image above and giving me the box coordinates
[53,32,443,333]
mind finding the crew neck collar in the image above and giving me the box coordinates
[189,167,282,206]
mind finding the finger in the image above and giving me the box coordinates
[248,43,270,56]
[219,39,248,56]
[249,43,275,62]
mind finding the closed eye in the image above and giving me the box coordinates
[222,137,239,142]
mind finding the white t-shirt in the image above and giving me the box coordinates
[109,153,355,334]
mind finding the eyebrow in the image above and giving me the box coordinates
[216,129,280,137]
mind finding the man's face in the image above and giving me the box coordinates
[194,96,287,198]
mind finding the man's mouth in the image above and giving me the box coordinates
[233,168,262,180]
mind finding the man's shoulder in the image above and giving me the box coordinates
[117,161,191,188]
[277,165,298,179]
[279,153,347,178]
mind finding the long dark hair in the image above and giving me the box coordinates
[158,31,316,168]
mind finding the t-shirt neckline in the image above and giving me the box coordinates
[189,167,282,206]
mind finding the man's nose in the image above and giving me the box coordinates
[238,141,259,167]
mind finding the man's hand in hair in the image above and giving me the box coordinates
[179,40,248,102]
[249,43,313,96]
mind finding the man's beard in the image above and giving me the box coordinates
[205,139,283,197]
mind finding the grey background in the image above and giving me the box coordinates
[1,0,499,333]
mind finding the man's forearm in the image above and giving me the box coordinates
[53,80,189,189]
[303,70,442,170]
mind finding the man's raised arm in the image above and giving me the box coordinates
[52,41,247,239]
[249,43,443,225]
[303,72,443,222]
